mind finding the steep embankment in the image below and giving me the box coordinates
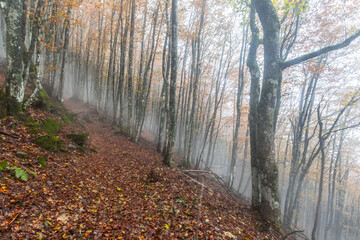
[0,100,282,239]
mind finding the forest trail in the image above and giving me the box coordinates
[0,100,282,239]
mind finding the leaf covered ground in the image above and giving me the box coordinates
[0,100,283,239]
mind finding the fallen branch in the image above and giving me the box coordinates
[6,121,17,129]
[282,230,306,240]
[8,209,23,226]
[0,131,20,139]
[179,171,213,194]
[183,170,210,174]
[184,163,238,203]
[208,169,239,203]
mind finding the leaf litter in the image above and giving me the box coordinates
[0,100,283,239]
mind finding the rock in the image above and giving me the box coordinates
[16,151,29,158]
[66,132,89,147]
[33,135,66,152]
[68,144,77,150]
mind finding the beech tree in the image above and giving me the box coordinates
[163,0,178,165]
[0,0,46,113]
[247,0,360,226]
[0,0,26,114]
[17,0,358,237]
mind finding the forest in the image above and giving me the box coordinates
[0,0,360,239]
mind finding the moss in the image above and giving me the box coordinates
[41,118,62,134]
[0,91,7,117]
[76,146,86,152]
[50,102,65,113]
[25,119,41,134]
[33,135,65,152]
[66,112,77,121]
[33,88,68,114]
[28,128,41,134]
[37,156,48,167]
[61,114,72,126]
[32,88,51,111]
[1,95,26,118]
[66,132,89,147]
[25,119,40,128]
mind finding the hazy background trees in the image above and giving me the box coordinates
[0,0,360,239]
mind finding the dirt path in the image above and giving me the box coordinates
[0,100,282,239]
[64,100,282,239]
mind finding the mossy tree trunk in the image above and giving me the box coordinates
[247,0,360,227]
[58,4,72,102]
[1,0,26,114]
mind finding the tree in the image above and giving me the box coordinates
[163,0,178,166]
[247,0,360,226]
[183,0,206,168]
[229,20,248,188]
[1,0,26,114]
[58,3,72,102]
[127,0,135,137]
[0,0,47,113]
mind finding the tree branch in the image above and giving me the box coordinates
[282,30,360,69]
[0,131,20,139]
[330,122,360,134]
[282,230,305,240]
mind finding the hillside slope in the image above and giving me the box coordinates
[0,100,283,239]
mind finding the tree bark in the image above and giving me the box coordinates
[58,4,72,102]
[3,0,26,113]
[163,0,178,166]
[127,0,136,137]
[229,22,248,187]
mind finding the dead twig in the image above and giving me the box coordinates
[183,170,210,174]
[179,171,213,194]
[6,121,17,129]
[0,131,20,139]
[282,230,306,240]
[184,165,238,203]
[8,209,23,226]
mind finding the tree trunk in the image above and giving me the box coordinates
[3,0,26,114]
[311,107,326,240]
[184,0,206,168]
[58,5,72,102]
[229,22,248,187]
[163,0,178,166]
[127,0,136,137]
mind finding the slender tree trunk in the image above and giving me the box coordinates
[126,0,136,137]
[184,0,206,168]
[237,127,249,193]
[163,0,178,166]
[58,5,72,102]
[311,107,326,240]
[229,23,248,187]
[117,2,129,128]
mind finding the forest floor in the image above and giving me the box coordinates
[0,99,284,239]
